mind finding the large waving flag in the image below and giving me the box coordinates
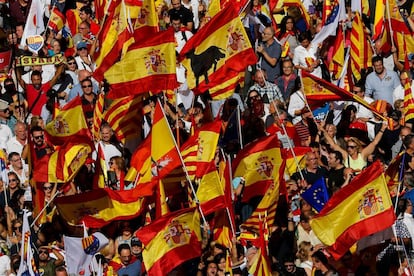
[310,161,396,260]
[136,208,202,275]
[103,95,144,143]
[180,3,256,95]
[104,29,178,98]
[92,92,105,140]
[301,71,384,119]
[181,120,222,180]
[64,232,109,276]
[232,135,284,202]
[312,0,346,46]
[32,139,93,183]
[20,0,45,51]
[45,96,91,145]
[350,12,373,81]
[55,188,145,227]
[94,0,158,82]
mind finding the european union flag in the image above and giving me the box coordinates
[301,177,329,212]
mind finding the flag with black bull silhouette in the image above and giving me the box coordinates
[179,3,256,95]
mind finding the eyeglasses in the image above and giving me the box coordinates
[82,85,92,88]
[13,225,22,231]
[39,250,49,254]
[347,145,357,149]
[43,186,53,191]
[9,179,18,182]
[0,108,9,113]
[33,135,44,140]
[67,62,76,65]
[78,47,87,50]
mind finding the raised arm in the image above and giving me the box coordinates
[361,121,387,159]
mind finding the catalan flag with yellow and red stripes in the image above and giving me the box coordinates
[350,12,372,81]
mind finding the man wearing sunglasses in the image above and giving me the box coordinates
[30,126,53,160]
[38,245,64,276]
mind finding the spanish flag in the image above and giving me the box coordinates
[48,8,65,33]
[372,0,385,41]
[124,137,152,192]
[281,147,311,176]
[45,96,91,146]
[55,188,145,227]
[328,26,345,80]
[232,135,284,202]
[310,161,396,260]
[195,162,226,215]
[136,208,202,275]
[94,0,159,83]
[104,29,178,98]
[103,95,145,143]
[180,120,222,180]
[180,3,256,95]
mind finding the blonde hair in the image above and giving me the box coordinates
[297,241,312,262]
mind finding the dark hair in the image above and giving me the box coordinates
[278,16,296,40]
[31,70,42,78]
[8,152,20,161]
[372,55,383,64]
[118,243,131,255]
[214,253,226,265]
[330,150,343,164]
[345,104,357,113]
[298,30,312,42]
[312,250,329,266]
[30,125,43,134]
[80,5,93,15]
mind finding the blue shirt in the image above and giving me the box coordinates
[117,259,142,276]
[259,39,282,82]
[365,69,400,105]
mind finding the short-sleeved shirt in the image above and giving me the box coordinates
[27,82,51,116]
[365,69,400,105]
[117,259,142,276]
[259,39,282,82]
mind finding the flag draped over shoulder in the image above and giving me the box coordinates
[136,208,202,275]
[350,11,373,81]
[104,29,178,98]
[55,188,145,227]
[310,161,396,260]
[180,3,256,94]
[232,135,284,202]
[312,0,346,46]
[94,0,158,82]
[181,120,222,180]
[45,97,91,145]
[64,232,109,276]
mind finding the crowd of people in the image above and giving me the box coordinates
[0,0,412,275]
